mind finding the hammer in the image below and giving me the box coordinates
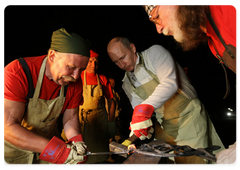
[109,134,139,158]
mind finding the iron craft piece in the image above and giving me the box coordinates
[128,141,220,162]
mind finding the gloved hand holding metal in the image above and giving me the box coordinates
[39,135,87,164]
[64,143,87,164]
[107,121,117,139]
[67,134,87,155]
[129,104,154,140]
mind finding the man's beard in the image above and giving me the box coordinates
[178,38,197,51]
[171,22,208,51]
[172,28,196,51]
[173,33,202,51]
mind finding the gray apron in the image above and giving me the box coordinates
[127,53,225,163]
[5,57,66,164]
[79,71,108,163]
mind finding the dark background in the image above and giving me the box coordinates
[4,6,236,148]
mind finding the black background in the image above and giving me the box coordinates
[4,5,236,147]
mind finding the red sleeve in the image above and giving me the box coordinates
[207,5,236,57]
[4,59,28,102]
[99,75,114,99]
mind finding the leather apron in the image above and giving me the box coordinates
[5,57,66,164]
[127,53,225,163]
[79,71,108,163]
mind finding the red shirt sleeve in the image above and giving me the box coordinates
[4,59,29,102]
[207,5,236,57]
[99,75,114,99]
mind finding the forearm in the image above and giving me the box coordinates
[63,108,81,140]
[4,123,49,153]
[142,81,178,108]
[64,118,81,140]
[108,99,115,121]
[4,99,49,153]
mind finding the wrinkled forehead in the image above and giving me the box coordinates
[144,5,157,16]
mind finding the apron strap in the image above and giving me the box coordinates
[32,57,47,107]
[83,70,101,87]
[84,70,87,88]
[96,73,101,86]
[59,85,65,106]
[209,38,230,99]
[138,52,160,83]
[206,11,235,59]
[126,52,160,89]
[18,58,35,99]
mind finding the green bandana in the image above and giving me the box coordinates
[50,28,90,57]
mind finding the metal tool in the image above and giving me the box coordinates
[86,151,129,156]
[109,142,129,158]
[131,141,221,162]
[87,135,139,157]
[109,134,139,158]
[110,138,220,162]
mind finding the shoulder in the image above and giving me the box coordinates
[5,59,22,73]
[141,45,171,60]
[98,74,108,83]
[142,45,169,54]
[98,74,107,79]
[208,5,236,53]
[140,45,173,70]
[210,5,236,16]
[4,55,46,79]
[24,55,47,72]
[209,5,236,30]
[4,59,28,102]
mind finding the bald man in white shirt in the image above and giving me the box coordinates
[107,37,225,164]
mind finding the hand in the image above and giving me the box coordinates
[107,121,117,139]
[39,135,87,164]
[130,126,154,140]
[130,104,154,140]
[64,143,87,164]
[67,134,87,155]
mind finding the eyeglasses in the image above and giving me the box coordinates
[149,5,161,25]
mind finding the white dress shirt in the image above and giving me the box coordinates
[122,45,197,110]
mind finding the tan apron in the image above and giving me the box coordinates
[5,57,66,164]
[127,53,225,163]
[79,71,108,163]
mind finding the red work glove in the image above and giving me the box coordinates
[130,104,154,140]
[67,134,88,164]
[39,135,87,164]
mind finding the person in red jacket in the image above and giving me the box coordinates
[143,5,236,164]
[79,50,116,163]
[144,5,236,73]
[4,28,90,164]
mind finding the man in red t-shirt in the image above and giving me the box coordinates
[143,5,236,164]
[79,50,116,163]
[4,28,90,164]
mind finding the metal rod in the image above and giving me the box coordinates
[86,151,128,156]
